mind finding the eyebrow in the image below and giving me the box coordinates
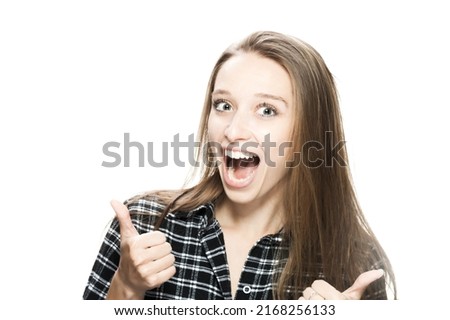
[212,89,289,106]
[255,93,288,106]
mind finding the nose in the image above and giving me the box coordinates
[224,111,252,142]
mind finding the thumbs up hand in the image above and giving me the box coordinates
[299,269,384,300]
[106,200,176,299]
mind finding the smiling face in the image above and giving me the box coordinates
[207,52,295,207]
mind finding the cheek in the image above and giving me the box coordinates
[207,114,219,141]
[266,129,293,160]
[207,113,230,142]
[271,138,292,177]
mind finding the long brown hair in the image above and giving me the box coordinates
[130,31,396,299]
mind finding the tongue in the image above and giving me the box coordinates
[232,159,256,180]
[233,165,254,180]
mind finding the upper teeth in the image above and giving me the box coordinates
[226,150,255,160]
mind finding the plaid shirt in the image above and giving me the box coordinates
[83,197,387,300]
[83,197,289,300]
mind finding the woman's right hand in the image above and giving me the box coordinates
[106,200,176,299]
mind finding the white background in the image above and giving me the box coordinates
[1,0,449,317]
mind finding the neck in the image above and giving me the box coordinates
[215,194,284,237]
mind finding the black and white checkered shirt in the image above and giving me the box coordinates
[83,197,289,300]
[83,197,388,300]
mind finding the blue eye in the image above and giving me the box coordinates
[213,100,233,112]
[257,103,277,117]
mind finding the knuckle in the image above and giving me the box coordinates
[165,242,173,251]
[147,274,160,288]
[169,265,176,276]
[136,264,147,276]
[151,231,166,243]
[129,252,141,266]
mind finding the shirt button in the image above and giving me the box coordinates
[243,286,251,294]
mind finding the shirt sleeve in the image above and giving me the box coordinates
[83,218,121,299]
[82,197,164,299]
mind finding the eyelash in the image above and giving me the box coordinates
[212,99,233,112]
[212,99,278,117]
[257,102,278,117]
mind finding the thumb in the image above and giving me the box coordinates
[110,199,138,239]
[343,269,384,300]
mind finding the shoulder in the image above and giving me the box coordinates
[125,193,167,216]
[115,193,166,234]
[122,192,215,233]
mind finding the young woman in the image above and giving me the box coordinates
[83,31,396,300]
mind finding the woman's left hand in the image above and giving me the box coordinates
[298,269,384,300]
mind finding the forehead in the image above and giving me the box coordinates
[214,52,293,102]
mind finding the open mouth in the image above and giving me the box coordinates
[224,149,260,186]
